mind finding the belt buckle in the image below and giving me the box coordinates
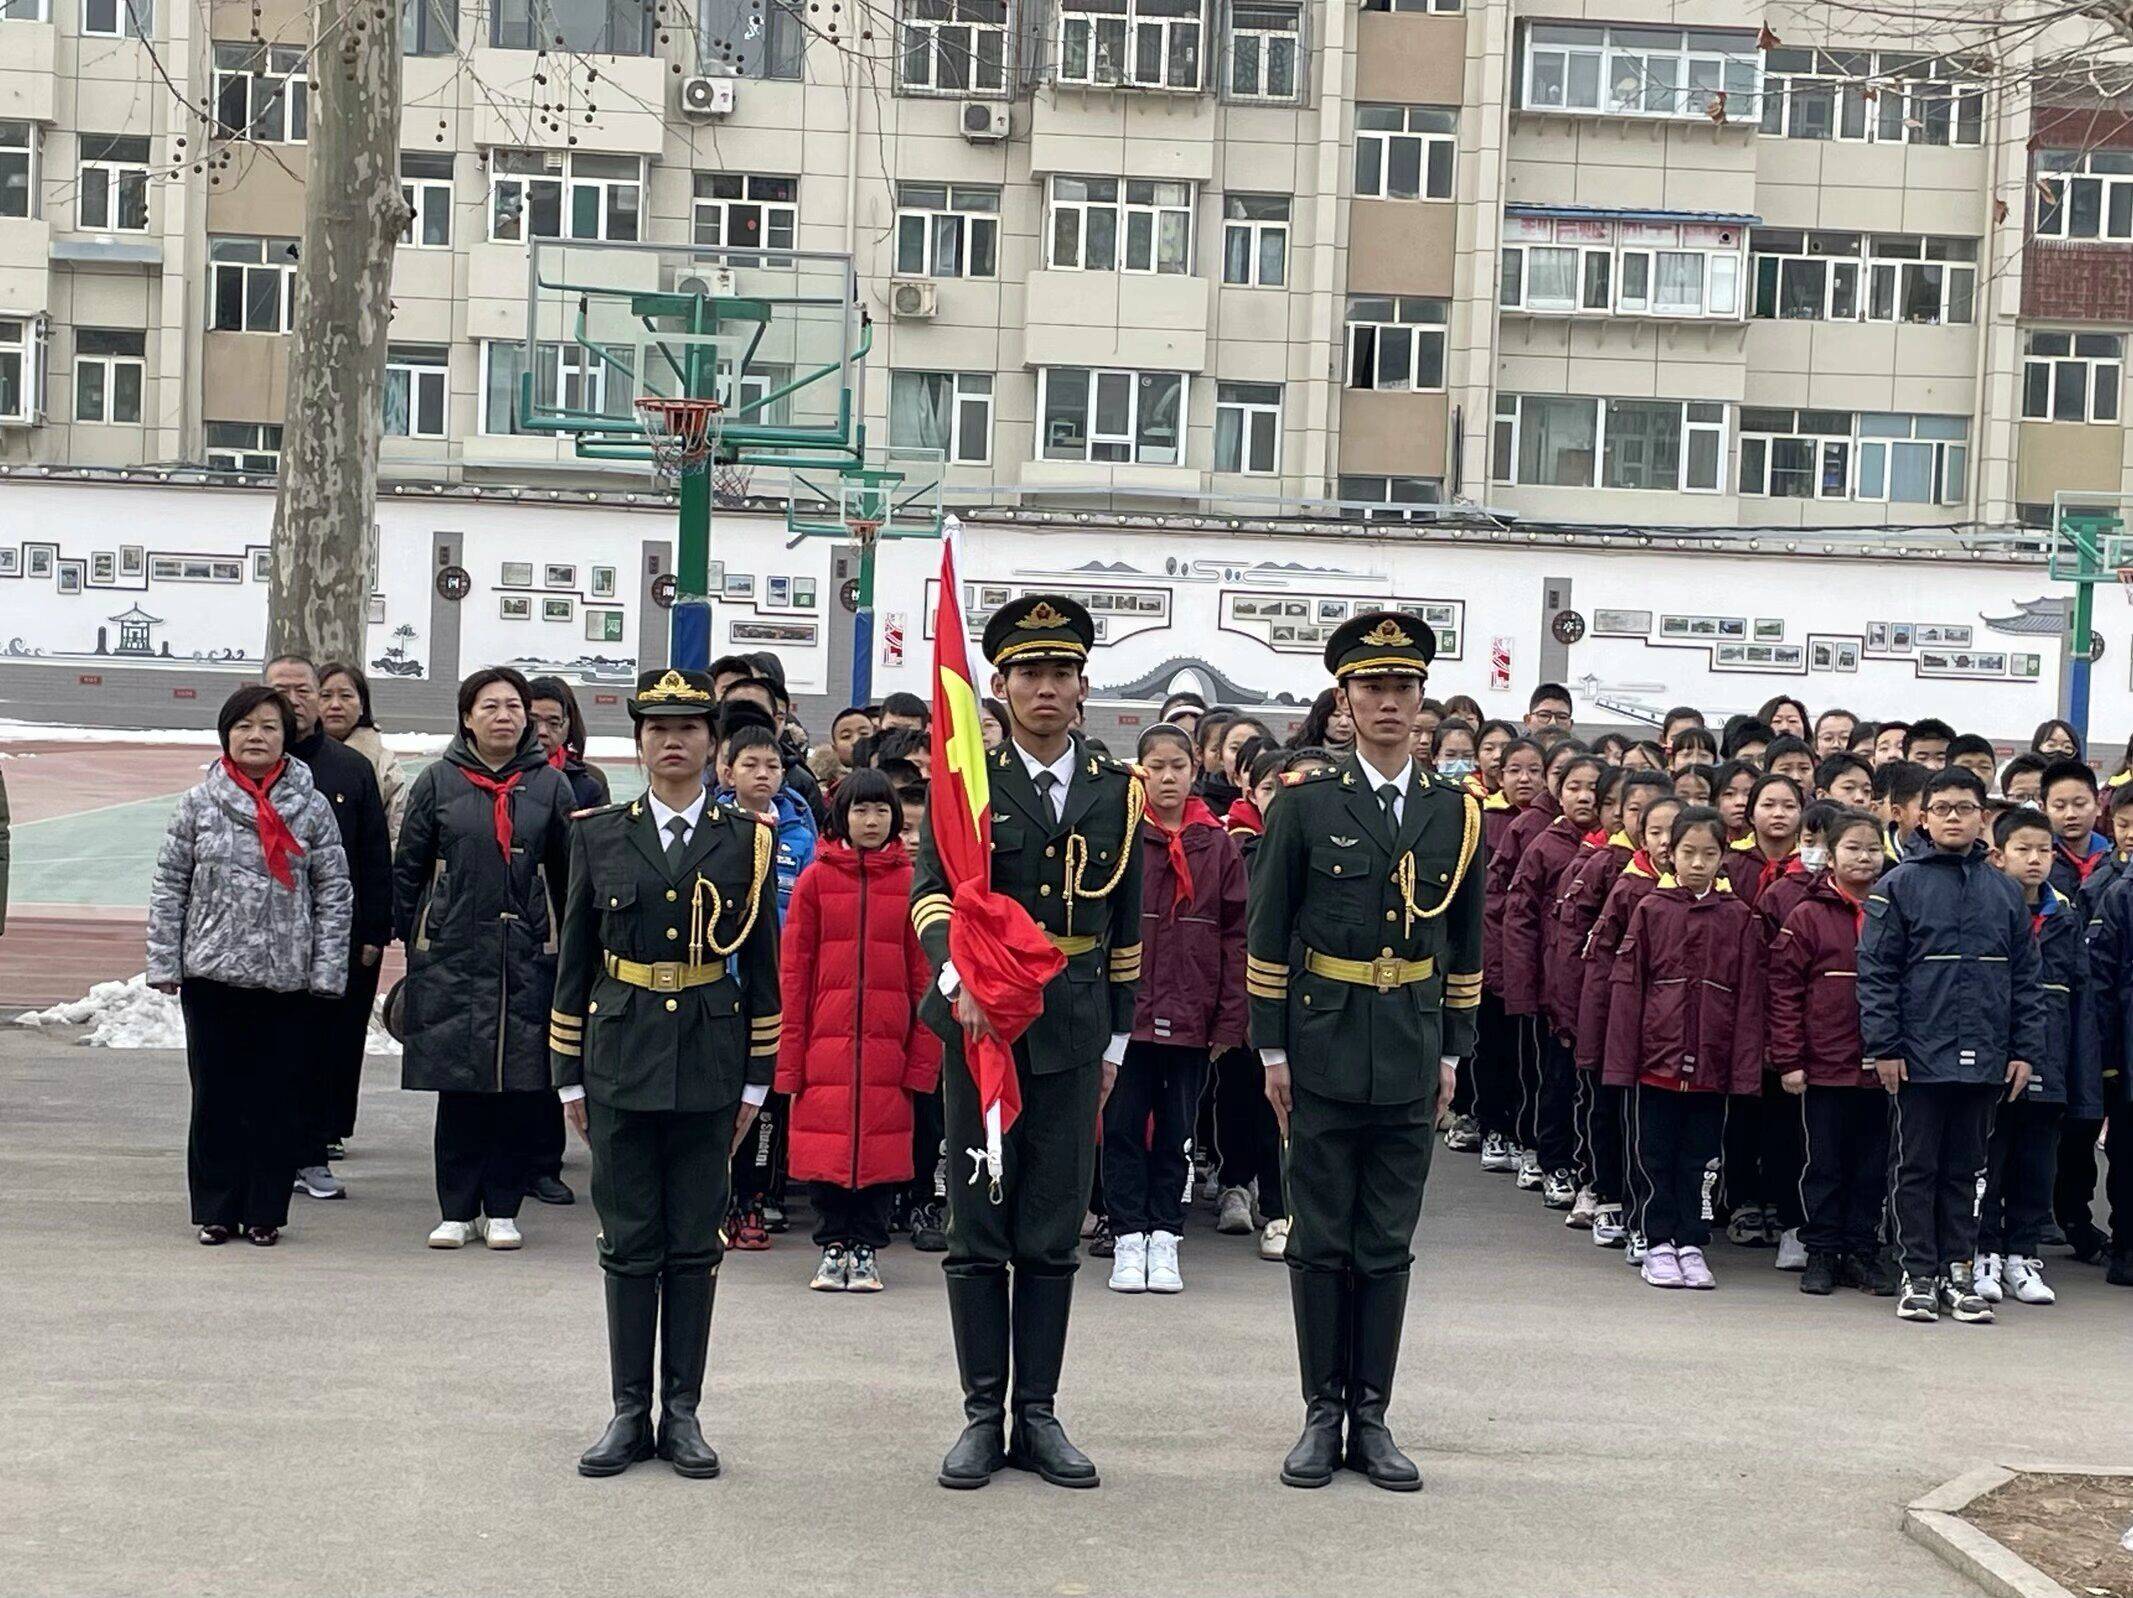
[651,963,681,992]
[1371,955,1401,993]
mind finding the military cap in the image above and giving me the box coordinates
[627,667,717,721]
[982,594,1094,668]
[1324,610,1436,680]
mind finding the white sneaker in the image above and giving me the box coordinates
[1566,1187,1598,1229]
[1975,1253,2004,1303]
[1624,1230,1649,1265]
[1541,1169,1577,1209]
[1775,1227,1809,1272]
[1592,1205,1627,1247]
[1215,1186,1255,1234]
[1480,1133,1517,1172]
[2005,1255,2056,1305]
[476,1215,522,1251]
[427,1220,476,1249]
[1515,1150,1544,1190]
[1108,1231,1148,1293]
[1145,1231,1183,1293]
[1444,1114,1482,1153]
[293,1165,346,1200]
[1259,1217,1290,1260]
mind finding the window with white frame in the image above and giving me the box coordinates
[385,344,449,439]
[492,0,649,53]
[1748,229,1977,324]
[1345,296,1448,390]
[0,317,42,423]
[1520,22,1760,121]
[895,184,999,277]
[1865,235,1975,324]
[889,370,992,463]
[1736,408,1854,498]
[1748,229,1862,319]
[2023,331,2123,424]
[0,0,48,18]
[74,329,145,425]
[1355,105,1455,201]
[213,44,307,143]
[209,236,299,334]
[78,135,149,232]
[1362,0,1460,11]
[1222,193,1288,286]
[402,0,457,54]
[0,123,38,219]
[898,0,1008,94]
[82,0,148,38]
[1853,413,1967,504]
[1491,394,1725,492]
[400,152,452,248]
[1038,367,1185,463]
[1338,473,1446,519]
[1048,176,1193,274]
[1214,381,1281,474]
[693,172,796,254]
[490,150,640,242]
[1759,49,1983,147]
[700,0,803,77]
[481,340,633,436]
[2035,150,2133,242]
[1500,212,1745,319]
[1057,0,1203,90]
[1226,2,1300,102]
[204,421,281,473]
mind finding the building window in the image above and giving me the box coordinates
[1491,394,1725,492]
[1048,177,1193,274]
[2023,331,2123,424]
[1746,229,1974,325]
[0,123,38,219]
[1760,50,1983,147]
[212,44,308,143]
[1337,474,1445,518]
[204,421,282,473]
[1038,367,1185,464]
[1345,296,1448,390]
[700,0,804,77]
[693,172,796,254]
[402,0,457,53]
[0,0,48,17]
[1057,0,1203,91]
[1362,0,1460,10]
[894,184,999,277]
[1864,235,1975,324]
[1214,381,1281,474]
[1226,2,1300,102]
[400,152,453,247]
[889,370,993,463]
[78,135,150,232]
[1736,408,1853,498]
[209,236,299,334]
[491,0,648,53]
[2035,150,2133,242]
[81,0,148,38]
[385,344,449,439]
[1853,413,1967,504]
[74,329,145,425]
[0,317,43,423]
[1501,215,1745,319]
[1221,194,1288,286]
[1354,105,1455,201]
[490,150,641,242]
[481,340,632,436]
[1520,22,1759,122]
[898,0,1007,94]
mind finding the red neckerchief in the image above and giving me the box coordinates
[221,757,303,889]
[1146,799,1220,912]
[1223,796,1264,836]
[545,742,568,771]
[2058,840,2104,882]
[1755,843,1797,896]
[1629,848,1656,876]
[1581,828,1609,847]
[460,767,525,863]
[1831,878,1867,937]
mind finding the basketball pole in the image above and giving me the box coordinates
[669,297,718,673]
[850,520,877,706]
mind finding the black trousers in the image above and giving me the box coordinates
[1285,1085,1436,1278]
[1981,1098,2064,1256]
[1535,1031,1577,1175]
[1630,1086,1725,1248]
[1577,1076,1627,1203]
[433,1089,552,1222]
[941,1038,1101,1275]
[810,1181,895,1249]
[1512,1013,1544,1151]
[1721,1079,1807,1225]
[730,1091,786,1208]
[181,979,307,1231]
[1798,1085,1890,1255]
[1471,993,1517,1140]
[1212,1045,1285,1220]
[1889,1080,1999,1279]
[1101,1041,1205,1236]
[587,1101,736,1276]
[296,954,381,1162]
[2055,1117,2104,1239]
[2109,1099,2133,1257]
[905,1084,945,1212]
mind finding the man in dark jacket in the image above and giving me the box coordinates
[1859,769,2046,1324]
[267,654,391,1201]
[2077,866,2133,1287]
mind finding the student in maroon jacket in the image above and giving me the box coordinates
[1769,809,1893,1298]
[1503,751,1602,1207]
[1719,771,1804,1254]
[1606,806,1765,1290]
[1476,738,1547,1175]
[1723,772,1804,907]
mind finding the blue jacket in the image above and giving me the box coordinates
[714,784,817,922]
[2078,849,2131,924]
[2048,832,2111,902]
[2027,884,2081,1106]
[1857,837,2047,1086]
[2079,873,2133,1115]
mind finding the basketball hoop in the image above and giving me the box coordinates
[635,396,724,485]
[846,518,883,546]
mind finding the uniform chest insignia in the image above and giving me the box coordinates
[1329,835,1360,848]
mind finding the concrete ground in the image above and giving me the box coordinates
[5,1030,2128,1598]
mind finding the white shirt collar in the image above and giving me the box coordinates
[1352,748,1414,795]
[646,786,707,836]
[1014,736,1079,791]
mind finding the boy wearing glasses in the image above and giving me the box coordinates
[1859,769,2046,1325]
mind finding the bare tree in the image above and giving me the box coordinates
[265,0,407,663]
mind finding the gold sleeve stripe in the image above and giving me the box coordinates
[1445,993,1480,1010]
[1247,980,1288,999]
[750,1040,779,1056]
[751,1017,783,1034]
[1109,942,1143,960]
[549,1034,582,1057]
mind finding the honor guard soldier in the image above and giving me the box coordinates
[911,594,1144,1491]
[550,668,783,1480]
[1247,612,1484,1492]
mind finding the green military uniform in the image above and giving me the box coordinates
[549,668,782,1481]
[910,595,1143,1491]
[1247,612,1484,1493]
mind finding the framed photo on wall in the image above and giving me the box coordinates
[589,566,616,598]
[585,608,624,643]
[119,545,144,577]
[542,597,574,622]
[91,552,116,584]
[543,564,576,589]
[501,561,534,588]
[500,595,532,620]
[56,560,84,595]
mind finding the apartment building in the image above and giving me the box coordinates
[0,0,2125,533]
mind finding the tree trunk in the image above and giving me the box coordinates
[265,0,406,664]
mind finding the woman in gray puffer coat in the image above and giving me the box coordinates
[148,684,352,1246]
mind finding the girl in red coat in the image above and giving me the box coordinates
[1719,772,1804,1252]
[1477,738,1547,1174]
[775,769,942,1294]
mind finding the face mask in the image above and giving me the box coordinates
[1437,758,1475,777]
[1799,844,1829,872]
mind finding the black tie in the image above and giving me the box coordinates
[1033,769,1060,821]
[665,815,689,859]
[1378,782,1400,839]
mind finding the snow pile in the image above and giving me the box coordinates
[14,972,402,1054]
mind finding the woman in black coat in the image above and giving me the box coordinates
[394,666,576,1251]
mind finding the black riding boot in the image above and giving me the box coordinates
[938,1265,1011,1489]
[654,1270,721,1479]
[1344,1270,1422,1491]
[1279,1268,1349,1488]
[577,1273,658,1477]
[1005,1270,1098,1488]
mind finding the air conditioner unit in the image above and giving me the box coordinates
[890,280,938,320]
[961,101,1010,142]
[678,74,736,118]
[674,266,739,299]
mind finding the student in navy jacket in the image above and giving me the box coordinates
[2059,783,2133,1263]
[1859,769,2047,1325]
[2076,868,2133,1287]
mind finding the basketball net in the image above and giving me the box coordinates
[635,397,724,488]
